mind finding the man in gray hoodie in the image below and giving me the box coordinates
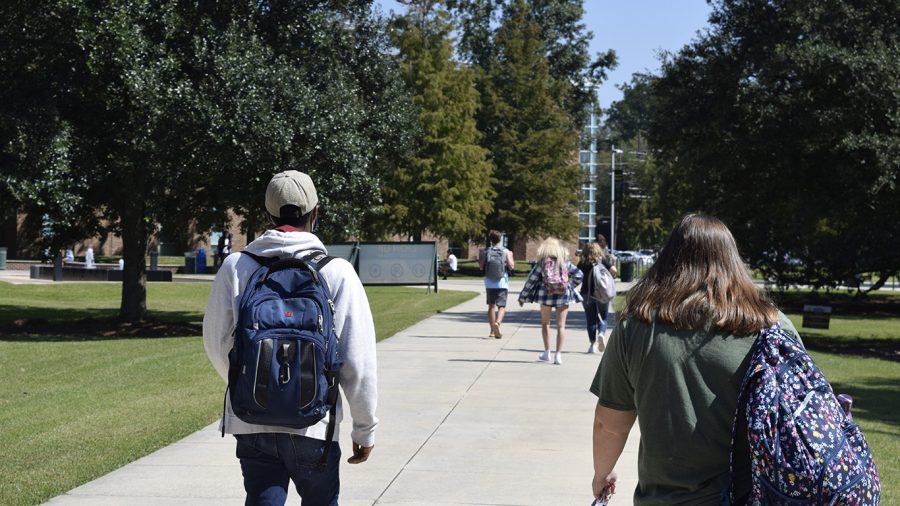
[203,170,378,505]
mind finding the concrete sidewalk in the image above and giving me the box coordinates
[45,279,639,506]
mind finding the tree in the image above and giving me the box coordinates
[480,0,583,245]
[0,1,416,320]
[527,0,616,125]
[605,72,658,146]
[647,0,900,290]
[448,0,616,126]
[383,4,494,242]
[601,73,667,250]
[605,146,667,250]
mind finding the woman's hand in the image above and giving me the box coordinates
[592,470,617,501]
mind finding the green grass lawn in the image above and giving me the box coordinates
[0,283,477,340]
[809,352,899,505]
[0,282,477,506]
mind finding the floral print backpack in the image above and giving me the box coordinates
[541,256,568,295]
[723,323,880,505]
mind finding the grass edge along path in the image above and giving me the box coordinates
[0,283,478,506]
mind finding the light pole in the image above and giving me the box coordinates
[610,146,623,252]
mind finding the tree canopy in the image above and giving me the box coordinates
[648,0,900,289]
[479,0,583,245]
[383,5,494,242]
[0,0,414,320]
[448,0,616,126]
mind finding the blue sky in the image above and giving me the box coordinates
[373,0,712,109]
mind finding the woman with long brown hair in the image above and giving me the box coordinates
[577,237,617,353]
[589,214,800,505]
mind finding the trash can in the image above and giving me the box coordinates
[184,252,196,274]
[0,247,6,270]
[196,248,207,274]
[620,260,635,283]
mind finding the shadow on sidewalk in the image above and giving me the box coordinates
[430,305,589,327]
[448,358,540,364]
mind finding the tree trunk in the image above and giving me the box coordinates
[119,208,149,322]
[864,271,896,294]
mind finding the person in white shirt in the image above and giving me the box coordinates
[203,170,378,505]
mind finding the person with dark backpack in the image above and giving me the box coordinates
[588,214,880,505]
[203,170,378,506]
[478,230,515,339]
[577,239,617,354]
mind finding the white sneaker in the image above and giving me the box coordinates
[553,352,563,365]
[596,339,606,352]
[538,350,551,362]
[587,342,598,354]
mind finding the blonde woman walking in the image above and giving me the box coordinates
[518,238,583,365]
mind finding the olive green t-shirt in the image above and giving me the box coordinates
[590,312,799,505]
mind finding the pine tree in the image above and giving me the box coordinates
[385,5,494,242]
[481,0,582,245]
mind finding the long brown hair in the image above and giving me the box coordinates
[622,214,777,335]
[581,242,604,265]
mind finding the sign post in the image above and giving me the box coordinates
[802,305,832,329]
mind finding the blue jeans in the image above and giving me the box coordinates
[235,433,341,506]
[582,298,609,343]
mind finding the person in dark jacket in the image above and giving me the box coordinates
[577,237,617,354]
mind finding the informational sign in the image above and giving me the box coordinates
[325,244,357,263]
[802,304,832,329]
[357,242,437,286]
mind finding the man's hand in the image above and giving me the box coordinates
[347,442,373,464]
[593,470,617,501]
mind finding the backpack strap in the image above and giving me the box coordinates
[298,249,335,271]
[721,325,776,504]
[240,249,335,269]
[319,369,341,470]
[240,250,277,266]
[295,250,341,470]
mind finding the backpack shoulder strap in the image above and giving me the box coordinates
[241,249,335,270]
[297,248,340,470]
[298,249,335,271]
[240,250,277,266]
[722,326,772,504]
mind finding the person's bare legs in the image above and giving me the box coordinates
[555,305,569,353]
[487,304,498,336]
[540,304,552,352]
[496,306,506,325]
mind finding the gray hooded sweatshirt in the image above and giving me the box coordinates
[203,228,378,447]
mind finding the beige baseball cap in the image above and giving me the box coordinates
[265,170,319,217]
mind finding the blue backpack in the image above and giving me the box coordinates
[226,251,342,448]
[724,324,880,505]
